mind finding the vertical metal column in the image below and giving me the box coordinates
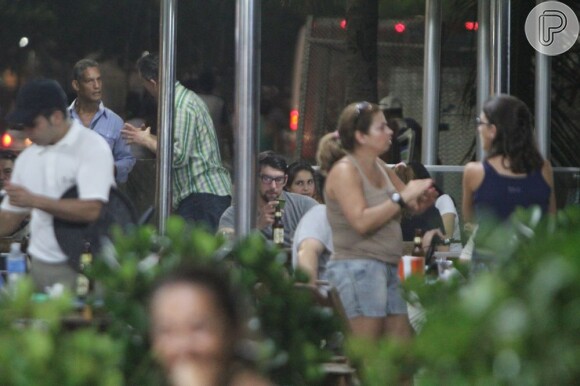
[535,1,551,158]
[422,0,442,165]
[234,0,260,237]
[156,0,177,234]
[491,0,511,95]
[476,0,491,160]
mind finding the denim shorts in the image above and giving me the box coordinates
[326,258,407,319]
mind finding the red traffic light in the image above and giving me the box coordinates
[465,21,479,31]
[394,22,406,33]
[1,132,13,148]
[289,109,299,131]
[339,19,347,30]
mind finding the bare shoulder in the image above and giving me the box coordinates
[327,156,356,176]
[325,157,360,192]
[464,161,483,175]
[542,158,553,173]
[463,161,484,190]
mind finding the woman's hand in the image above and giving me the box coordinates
[400,179,436,213]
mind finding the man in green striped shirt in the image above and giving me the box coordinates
[122,53,231,232]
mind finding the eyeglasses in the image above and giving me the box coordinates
[259,174,286,185]
[354,101,372,126]
[355,101,372,115]
[474,117,493,126]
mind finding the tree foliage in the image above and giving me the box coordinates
[349,205,580,385]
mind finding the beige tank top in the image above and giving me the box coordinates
[327,155,403,264]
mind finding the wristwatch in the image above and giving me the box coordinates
[391,192,406,209]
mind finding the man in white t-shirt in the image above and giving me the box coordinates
[0,79,115,291]
[291,204,333,283]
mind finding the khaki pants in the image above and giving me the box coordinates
[30,258,77,293]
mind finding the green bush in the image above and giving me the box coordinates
[0,280,123,386]
[348,205,580,386]
[91,216,343,385]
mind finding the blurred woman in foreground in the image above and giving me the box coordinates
[149,266,271,386]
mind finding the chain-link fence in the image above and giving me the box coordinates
[295,16,478,167]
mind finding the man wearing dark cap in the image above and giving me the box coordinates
[0,79,115,291]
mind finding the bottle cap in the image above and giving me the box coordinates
[10,242,21,253]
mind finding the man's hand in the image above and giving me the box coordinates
[257,200,279,229]
[422,228,446,250]
[4,182,36,208]
[122,122,157,152]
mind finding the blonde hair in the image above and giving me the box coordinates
[316,132,346,175]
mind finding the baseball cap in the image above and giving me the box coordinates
[5,79,68,128]
[379,95,403,111]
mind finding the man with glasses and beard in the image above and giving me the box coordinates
[218,151,318,248]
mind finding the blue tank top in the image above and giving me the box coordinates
[473,161,550,221]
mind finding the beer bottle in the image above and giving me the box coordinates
[411,229,425,275]
[76,241,94,320]
[412,229,424,257]
[272,203,284,247]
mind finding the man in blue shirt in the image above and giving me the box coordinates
[69,58,135,183]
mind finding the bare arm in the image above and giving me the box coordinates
[462,161,484,227]
[385,166,438,214]
[297,238,325,284]
[5,183,103,223]
[325,159,432,235]
[441,213,456,239]
[541,159,557,214]
[121,122,158,154]
[0,211,27,237]
[32,197,103,223]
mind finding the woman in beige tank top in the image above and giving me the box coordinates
[321,102,436,342]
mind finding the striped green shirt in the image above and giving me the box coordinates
[171,82,231,208]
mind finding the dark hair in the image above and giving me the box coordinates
[337,101,382,151]
[285,161,315,188]
[483,94,544,173]
[150,265,240,332]
[0,151,16,161]
[407,161,444,196]
[198,70,216,94]
[137,52,159,82]
[72,58,99,82]
[316,132,346,175]
[258,151,287,174]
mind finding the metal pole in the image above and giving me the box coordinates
[155,0,177,234]
[422,0,442,165]
[492,0,511,95]
[476,0,491,161]
[234,0,260,237]
[535,2,551,158]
